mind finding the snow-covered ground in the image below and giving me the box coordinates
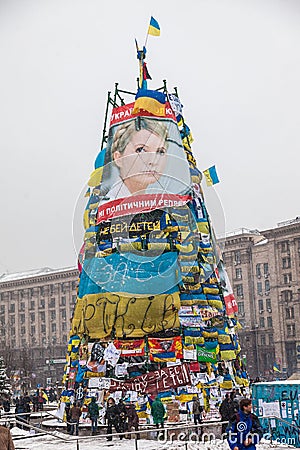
[11,428,295,450]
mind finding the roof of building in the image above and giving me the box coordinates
[0,266,77,283]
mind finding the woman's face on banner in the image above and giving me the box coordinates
[113,129,167,193]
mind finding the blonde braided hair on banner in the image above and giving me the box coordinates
[111,118,169,158]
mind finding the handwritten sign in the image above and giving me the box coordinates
[109,363,191,395]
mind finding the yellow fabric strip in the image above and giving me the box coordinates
[72,292,180,338]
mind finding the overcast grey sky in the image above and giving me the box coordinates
[0,0,299,273]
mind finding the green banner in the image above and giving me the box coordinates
[196,345,217,363]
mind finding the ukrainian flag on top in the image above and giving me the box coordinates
[203,165,220,186]
[148,16,160,36]
[132,89,166,117]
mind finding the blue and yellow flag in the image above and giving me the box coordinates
[273,362,281,373]
[132,89,166,116]
[148,17,160,36]
[203,165,220,186]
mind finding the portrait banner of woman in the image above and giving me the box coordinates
[97,103,192,215]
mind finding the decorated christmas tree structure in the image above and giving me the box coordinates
[61,19,249,418]
[0,356,12,398]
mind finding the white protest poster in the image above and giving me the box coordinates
[262,401,280,417]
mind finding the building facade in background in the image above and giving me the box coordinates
[0,267,78,390]
[223,217,300,379]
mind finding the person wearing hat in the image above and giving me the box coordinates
[105,397,122,441]
[192,396,204,435]
[151,396,165,438]
[0,425,15,450]
[124,400,139,439]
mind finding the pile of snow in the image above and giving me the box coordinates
[12,434,296,450]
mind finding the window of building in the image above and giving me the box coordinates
[266,298,272,312]
[258,299,264,311]
[31,325,35,335]
[41,324,46,333]
[72,295,77,305]
[282,290,292,302]
[256,264,261,277]
[236,285,243,297]
[20,314,25,324]
[269,334,274,345]
[40,299,45,309]
[30,300,35,310]
[42,337,46,345]
[287,324,296,336]
[283,273,292,284]
[50,311,56,320]
[265,280,270,292]
[40,287,45,297]
[72,281,77,290]
[49,298,56,308]
[267,316,273,327]
[61,296,66,306]
[62,322,67,331]
[61,309,66,320]
[235,268,242,279]
[20,302,25,311]
[286,307,294,319]
[259,317,265,328]
[11,339,15,347]
[51,323,56,332]
[21,326,25,335]
[40,312,45,322]
[257,282,263,295]
[11,327,15,336]
[234,251,241,264]
[62,334,67,343]
[282,257,291,269]
[237,302,244,315]
[9,304,15,313]
[0,329,5,336]
[30,313,35,322]
[0,305,5,314]
[260,335,266,346]
[281,241,290,252]
[263,263,269,275]
[10,316,15,325]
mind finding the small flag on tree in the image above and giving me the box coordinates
[148,17,160,36]
[203,165,220,186]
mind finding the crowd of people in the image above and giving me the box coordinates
[65,397,140,440]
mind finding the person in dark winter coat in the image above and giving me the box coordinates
[192,396,203,425]
[69,402,82,436]
[228,392,239,418]
[105,397,122,441]
[88,397,99,435]
[219,393,232,434]
[15,399,26,429]
[125,401,139,439]
[65,403,71,433]
[117,399,127,437]
[226,398,263,450]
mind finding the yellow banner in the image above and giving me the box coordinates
[72,292,180,338]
